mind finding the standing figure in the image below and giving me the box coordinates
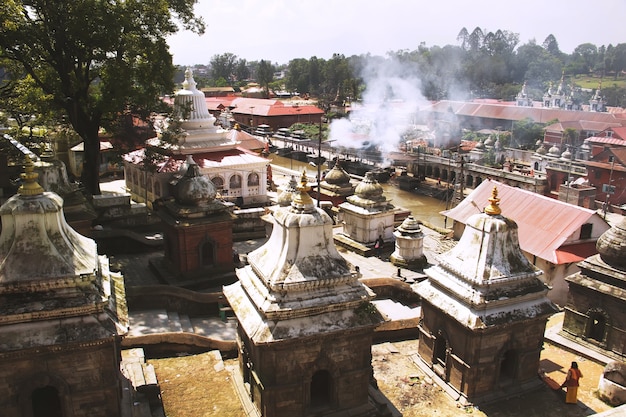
[561,361,583,404]
[374,235,384,258]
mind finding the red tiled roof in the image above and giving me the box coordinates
[442,179,609,264]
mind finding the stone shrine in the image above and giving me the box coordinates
[154,156,236,285]
[390,215,427,270]
[337,171,395,252]
[561,215,626,360]
[317,158,355,206]
[0,157,129,417]
[414,187,557,404]
[223,173,383,417]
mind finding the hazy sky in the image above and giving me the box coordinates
[167,0,626,66]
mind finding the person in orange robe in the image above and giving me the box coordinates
[561,361,583,404]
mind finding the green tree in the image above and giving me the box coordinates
[256,60,274,98]
[511,118,545,149]
[0,0,204,195]
[210,52,238,84]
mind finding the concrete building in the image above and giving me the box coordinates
[415,186,557,404]
[0,157,129,417]
[223,173,384,417]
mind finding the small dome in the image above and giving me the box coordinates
[484,136,494,147]
[547,144,561,158]
[536,142,547,155]
[560,148,572,160]
[172,159,216,205]
[396,216,422,235]
[277,176,298,206]
[354,172,385,201]
[474,139,485,150]
[596,216,626,268]
[324,160,351,185]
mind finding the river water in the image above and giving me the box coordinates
[267,153,449,229]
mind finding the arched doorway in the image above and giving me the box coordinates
[32,386,63,417]
[310,370,332,407]
[200,240,215,266]
[587,310,608,344]
[499,349,517,383]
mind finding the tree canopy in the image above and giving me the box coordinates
[0,0,204,195]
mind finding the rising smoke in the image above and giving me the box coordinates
[328,56,430,161]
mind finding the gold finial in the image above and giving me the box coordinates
[18,155,44,196]
[484,186,501,215]
[292,170,313,206]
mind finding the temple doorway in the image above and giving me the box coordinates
[499,349,517,383]
[32,386,63,417]
[587,311,607,343]
[433,333,448,380]
[310,370,332,407]
[201,240,215,266]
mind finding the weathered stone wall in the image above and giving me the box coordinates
[241,327,374,417]
[0,341,122,417]
[563,280,626,356]
[419,301,548,401]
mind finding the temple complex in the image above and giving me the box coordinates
[153,156,236,286]
[561,215,626,360]
[414,187,557,404]
[0,157,129,416]
[123,68,269,208]
[223,173,384,417]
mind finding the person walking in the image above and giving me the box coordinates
[561,361,583,404]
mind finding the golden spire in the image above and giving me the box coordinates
[292,170,313,206]
[484,186,501,216]
[18,155,44,196]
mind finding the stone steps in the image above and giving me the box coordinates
[128,309,237,340]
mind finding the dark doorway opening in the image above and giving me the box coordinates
[201,240,215,266]
[433,334,448,380]
[32,386,63,417]
[588,312,607,343]
[310,370,332,407]
[499,349,517,382]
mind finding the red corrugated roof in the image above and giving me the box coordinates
[586,136,626,146]
[555,242,598,264]
[425,100,626,125]
[442,179,607,264]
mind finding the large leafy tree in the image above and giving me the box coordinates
[0,0,204,195]
[256,60,274,98]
